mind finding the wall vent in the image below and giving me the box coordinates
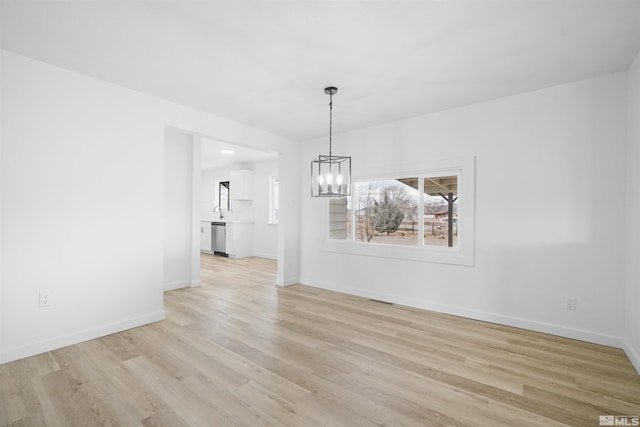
[370,299,393,305]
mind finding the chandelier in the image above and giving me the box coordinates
[311,87,351,197]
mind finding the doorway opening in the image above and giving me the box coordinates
[162,128,280,292]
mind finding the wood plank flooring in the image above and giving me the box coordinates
[2,254,640,426]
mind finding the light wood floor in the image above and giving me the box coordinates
[2,255,640,426]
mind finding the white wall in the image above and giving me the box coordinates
[300,72,628,347]
[0,51,4,361]
[626,51,640,372]
[0,50,297,363]
[252,159,279,259]
[277,148,302,285]
[163,129,194,291]
[0,50,165,362]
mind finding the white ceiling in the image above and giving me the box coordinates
[201,137,277,171]
[2,1,639,142]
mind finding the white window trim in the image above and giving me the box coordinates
[321,156,475,266]
[268,175,279,225]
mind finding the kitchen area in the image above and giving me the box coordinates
[199,139,279,260]
[163,130,279,292]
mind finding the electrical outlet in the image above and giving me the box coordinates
[564,296,577,311]
[39,292,51,307]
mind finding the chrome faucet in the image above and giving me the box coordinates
[213,206,224,219]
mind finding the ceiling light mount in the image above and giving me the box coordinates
[311,86,351,197]
[324,86,337,96]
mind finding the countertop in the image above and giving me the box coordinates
[201,219,254,224]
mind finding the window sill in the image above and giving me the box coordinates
[320,240,474,266]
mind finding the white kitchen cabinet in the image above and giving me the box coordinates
[200,221,212,253]
[225,223,234,257]
[224,222,253,258]
[229,169,253,201]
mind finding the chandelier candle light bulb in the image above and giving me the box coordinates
[336,174,344,194]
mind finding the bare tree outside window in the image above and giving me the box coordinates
[353,179,419,246]
[373,189,405,236]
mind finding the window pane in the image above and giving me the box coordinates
[329,198,348,239]
[423,175,458,247]
[269,176,279,224]
[354,179,419,246]
[219,181,230,212]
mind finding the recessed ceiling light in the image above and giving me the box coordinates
[220,149,235,155]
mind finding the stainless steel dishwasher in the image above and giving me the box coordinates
[211,222,228,256]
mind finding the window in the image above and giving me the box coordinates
[423,175,458,248]
[325,157,474,266]
[352,178,420,246]
[219,181,230,212]
[269,175,279,224]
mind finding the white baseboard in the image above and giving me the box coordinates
[0,311,166,365]
[252,252,277,260]
[276,277,299,287]
[164,281,189,291]
[622,338,640,375]
[164,280,201,291]
[299,278,623,349]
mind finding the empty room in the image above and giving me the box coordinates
[2,1,640,426]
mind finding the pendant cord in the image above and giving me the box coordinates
[329,92,333,157]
